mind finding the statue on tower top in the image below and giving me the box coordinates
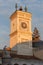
[19,6,23,11]
[25,6,27,12]
[15,3,18,11]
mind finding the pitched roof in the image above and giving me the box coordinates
[32,40,43,48]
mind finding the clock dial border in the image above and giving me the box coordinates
[21,22,27,29]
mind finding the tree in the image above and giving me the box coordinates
[32,27,40,41]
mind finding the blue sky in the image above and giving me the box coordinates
[0,0,43,49]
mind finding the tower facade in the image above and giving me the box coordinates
[10,10,32,48]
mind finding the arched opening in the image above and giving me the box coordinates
[7,64,11,65]
[31,64,34,65]
[0,64,2,65]
[14,63,19,65]
[23,64,26,65]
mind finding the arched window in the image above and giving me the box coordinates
[23,64,26,65]
[7,64,11,65]
[14,63,19,65]
[0,64,2,65]
[31,64,34,65]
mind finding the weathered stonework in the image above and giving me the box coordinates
[10,11,32,48]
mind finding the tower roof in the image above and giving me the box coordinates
[10,10,32,20]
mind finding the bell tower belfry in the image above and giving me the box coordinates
[10,7,32,48]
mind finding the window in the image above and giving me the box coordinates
[23,64,26,65]
[0,64,2,65]
[14,63,19,65]
[7,64,11,65]
[31,64,34,65]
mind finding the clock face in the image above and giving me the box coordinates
[21,22,27,29]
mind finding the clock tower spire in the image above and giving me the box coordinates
[10,6,32,48]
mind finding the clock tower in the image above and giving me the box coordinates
[10,9,32,48]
